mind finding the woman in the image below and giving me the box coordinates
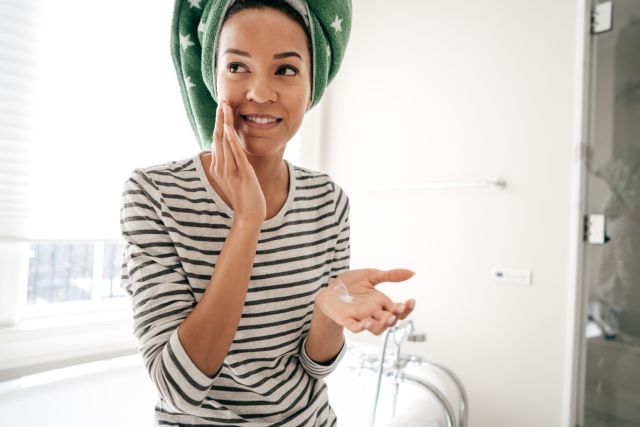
[120,0,416,425]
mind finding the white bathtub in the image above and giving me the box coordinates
[0,341,461,427]
[326,340,461,427]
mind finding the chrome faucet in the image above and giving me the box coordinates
[366,319,468,427]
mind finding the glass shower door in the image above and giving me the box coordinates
[581,1,640,426]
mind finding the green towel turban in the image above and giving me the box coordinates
[171,0,352,150]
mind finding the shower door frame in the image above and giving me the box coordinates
[566,1,594,424]
[568,0,640,426]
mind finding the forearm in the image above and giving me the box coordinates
[305,300,345,364]
[178,219,261,376]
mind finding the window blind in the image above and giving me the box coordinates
[0,0,40,241]
[0,0,199,241]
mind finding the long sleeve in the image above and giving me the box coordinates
[298,182,351,379]
[120,169,219,413]
[329,183,351,281]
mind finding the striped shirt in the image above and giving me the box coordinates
[119,151,351,426]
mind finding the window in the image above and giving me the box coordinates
[0,0,321,378]
[26,240,125,305]
[0,0,198,377]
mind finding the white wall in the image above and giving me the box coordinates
[0,356,157,427]
[323,1,585,426]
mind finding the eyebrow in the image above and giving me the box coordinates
[223,48,303,60]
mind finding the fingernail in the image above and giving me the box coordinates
[397,304,405,313]
[364,321,372,329]
[408,299,416,309]
[387,315,396,325]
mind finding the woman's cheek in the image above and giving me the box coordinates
[217,82,243,108]
[294,93,310,113]
[216,84,230,103]
[215,75,232,103]
[292,85,311,111]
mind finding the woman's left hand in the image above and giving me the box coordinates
[315,268,416,335]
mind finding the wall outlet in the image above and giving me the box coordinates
[492,267,532,286]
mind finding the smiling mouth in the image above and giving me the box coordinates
[241,115,283,124]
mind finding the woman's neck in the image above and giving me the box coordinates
[245,155,289,196]
[200,151,289,203]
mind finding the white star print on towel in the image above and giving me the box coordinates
[330,15,343,33]
[180,33,195,51]
[184,75,196,89]
[187,0,202,9]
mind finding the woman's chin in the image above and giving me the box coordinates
[239,137,286,158]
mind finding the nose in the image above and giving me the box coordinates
[246,74,277,104]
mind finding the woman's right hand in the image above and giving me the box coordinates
[210,101,266,226]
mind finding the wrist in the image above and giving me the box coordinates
[232,217,263,232]
[307,299,344,362]
[313,293,341,328]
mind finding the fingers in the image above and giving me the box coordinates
[382,297,398,313]
[223,99,236,129]
[223,105,252,173]
[376,310,397,326]
[221,102,238,174]
[212,103,224,175]
[395,298,416,320]
[222,126,237,175]
[359,298,416,335]
[343,317,372,333]
[342,300,416,335]
[383,268,416,283]
[358,310,396,335]
[387,297,416,315]
[213,103,224,147]
[369,268,415,286]
[214,100,254,179]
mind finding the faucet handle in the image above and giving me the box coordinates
[407,331,427,342]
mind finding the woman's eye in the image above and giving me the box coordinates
[276,66,298,76]
[228,63,248,73]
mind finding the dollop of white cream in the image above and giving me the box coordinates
[339,294,354,303]
[331,280,353,303]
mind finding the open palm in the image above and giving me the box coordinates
[315,268,416,335]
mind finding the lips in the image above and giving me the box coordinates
[241,113,281,122]
[240,114,282,129]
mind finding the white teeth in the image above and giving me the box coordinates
[245,116,278,124]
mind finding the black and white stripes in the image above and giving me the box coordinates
[120,151,350,426]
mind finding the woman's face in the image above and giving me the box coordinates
[216,8,312,159]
